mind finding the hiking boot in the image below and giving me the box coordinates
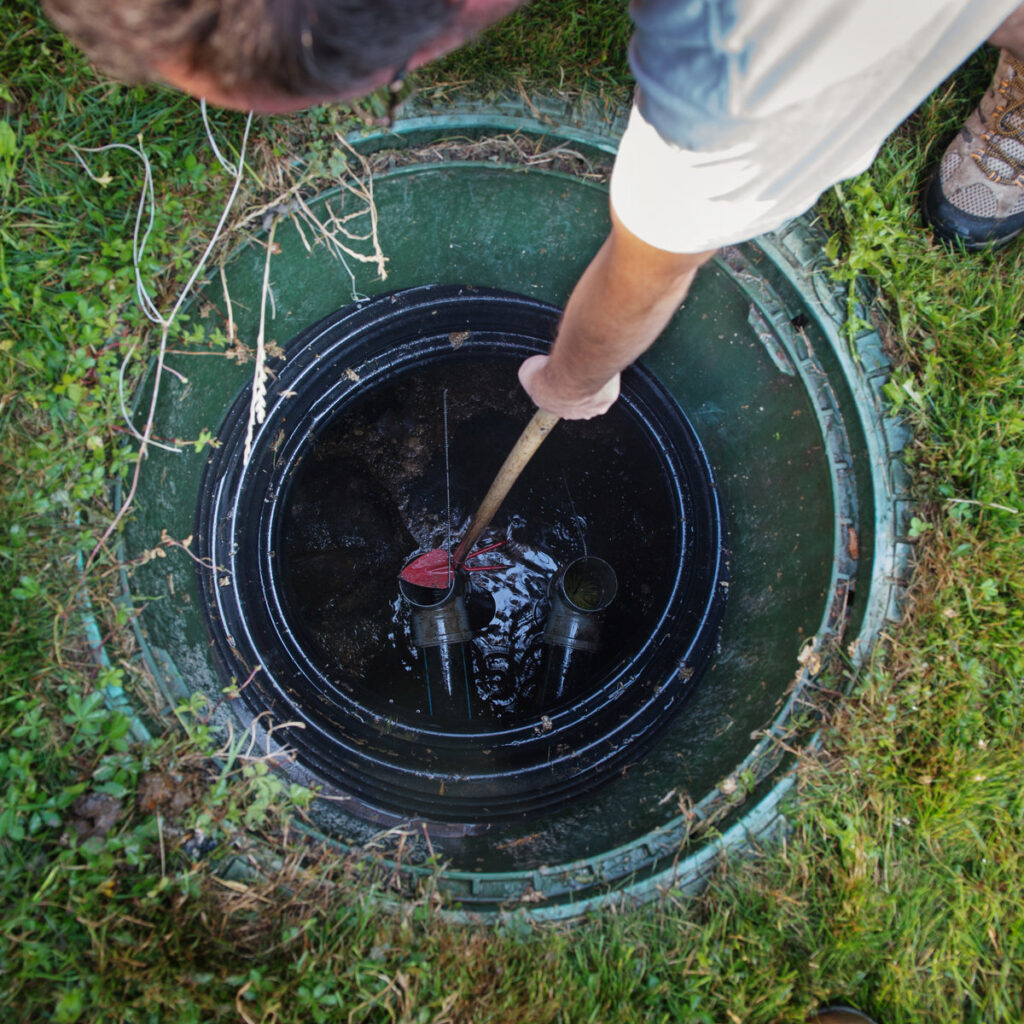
[924,49,1024,249]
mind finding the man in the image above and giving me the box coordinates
[44,0,1024,420]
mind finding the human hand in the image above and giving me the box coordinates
[517,354,620,419]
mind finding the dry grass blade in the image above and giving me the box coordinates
[243,217,277,466]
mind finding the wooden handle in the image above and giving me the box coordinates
[453,408,560,566]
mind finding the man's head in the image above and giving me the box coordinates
[42,0,525,112]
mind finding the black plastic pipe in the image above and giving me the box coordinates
[537,556,618,708]
[399,572,475,720]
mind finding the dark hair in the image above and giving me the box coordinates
[42,0,459,98]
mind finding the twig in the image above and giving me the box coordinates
[334,133,389,281]
[200,97,241,175]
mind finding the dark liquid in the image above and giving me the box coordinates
[278,357,680,727]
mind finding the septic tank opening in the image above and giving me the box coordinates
[195,286,727,826]
[121,102,909,914]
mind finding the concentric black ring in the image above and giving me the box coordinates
[195,286,727,824]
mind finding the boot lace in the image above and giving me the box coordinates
[978,54,1024,181]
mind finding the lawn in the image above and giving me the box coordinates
[1,1,1022,1022]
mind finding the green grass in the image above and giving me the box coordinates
[431,0,634,92]
[3,1,1024,1022]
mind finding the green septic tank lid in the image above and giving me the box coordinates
[117,95,911,921]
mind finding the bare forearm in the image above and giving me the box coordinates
[549,234,703,394]
[519,208,715,418]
